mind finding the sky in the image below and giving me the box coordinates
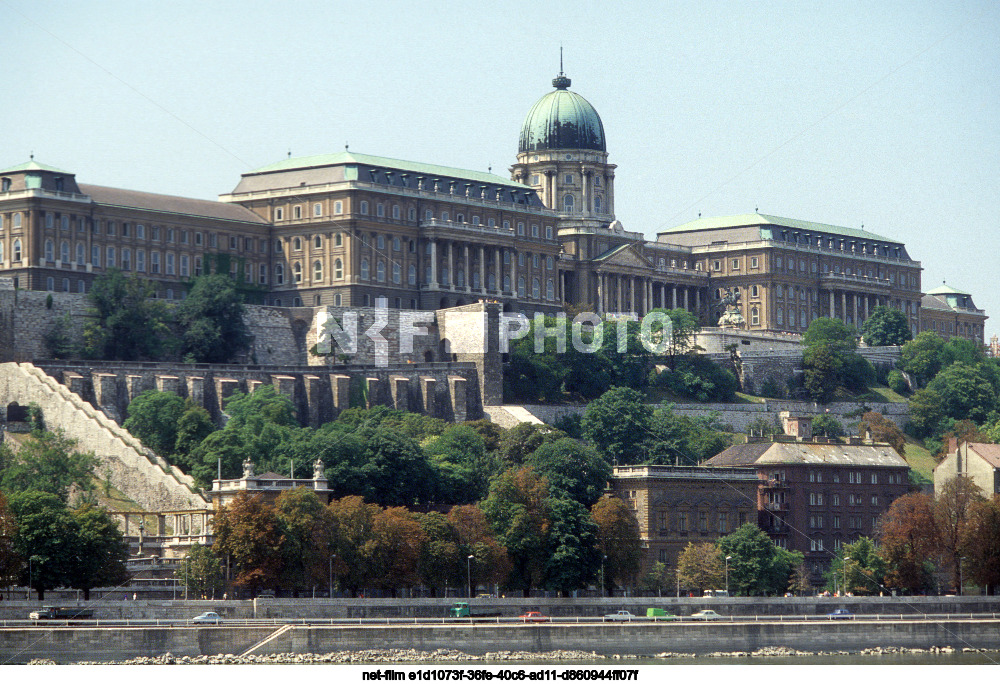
[3,1,998,341]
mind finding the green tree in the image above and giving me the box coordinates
[326,496,379,597]
[527,438,610,507]
[934,475,985,593]
[425,425,494,504]
[861,305,912,347]
[802,342,843,403]
[481,467,550,596]
[123,390,187,458]
[70,503,130,600]
[590,497,641,595]
[447,505,512,591]
[224,385,298,430]
[82,268,172,361]
[582,387,652,464]
[637,561,674,596]
[717,523,803,596]
[676,542,724,594]
[926,363,998,424]
[542,496,600,596]
[415,512,463,596]
[358,428,436,507]
[811,414,844,438]
[0,430,98,503]
[180,543,224,599]
[646,308,701,369]
[825,537,886,595]
[176,274,252,363]
[7,491,81,600]
[212,492,282,596]
[900,332,945,387]
[367,506,425,597]
[498,423,565,468]
[803,317,858,351]
[645,406,731,466]
[907,388,946,438]
[173,403,217,468]
[0,493,21,592]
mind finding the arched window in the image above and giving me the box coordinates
[12,239,21,261]
[293,262,303,283]
[293,237,302,251]
[313,260,323,281]
[76,243,85,265]
[408,264,417,286]
[750,285,759,298]
[334,232,343,247]
[334,259,343,279]
[546,256,554,270]
[751,308,760,326]
[46,277,54,291]
[546,278,555,300]
[776,308,783,325]
[60,240,69,262]
[408,208,416,221]
[532,278,540,299]
[487,273,495,291]
[13,213,22,229]
[61,215,69,231]
[441,211,450,221]
[77,280,85,294]
[259,263,267,284]
[376,203,385,217]
[275,263,285,284]
[314,235,322,248]
[518,276,525,297]
[376,235,385,250]
[517,222,525,235]
[392,261,401,284]
[392,205,400,220]
[360,201,369,215]
[376,261,386,282]
[563,194,574,212]
[503,275,510,292]
[392,237,401,251]
[45,239,54,261]
[360,258,370,280]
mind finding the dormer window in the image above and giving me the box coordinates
[54,177,64,191]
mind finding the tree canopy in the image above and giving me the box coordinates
[175,274,252,363]
[82,268,172,361]
[861,305,912,347]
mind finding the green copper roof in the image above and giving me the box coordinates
[248,150,524,187]
[925,282,971,296]
[0,160,70,174]
[519,73,606,153]
[659,213,897,243]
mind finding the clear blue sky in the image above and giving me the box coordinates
[3,1,997,341]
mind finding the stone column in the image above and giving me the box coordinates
[695,287,700,313]
[829,290,835,318]
[464,244,471,291]
[672,285,678,309]
[608,173,615,216]
[864,294,870,320]
[683,287,689,311]
[365,377,380,409]
[596,273,604,314]
[510,249,516,295]
[447,240,454,289]
[186,376,205,410]
[616,275,623,312]
[155,375,181,395]
[331,374,351,414]
[581,168,590,215]
[479,246,486,293]
[494,247,501,294]
[841,292,847,323]
[390,376,409,411]
[448,376,467,422]
[303,375,321,427]
[430,238,438,288]
[852,294,859,327]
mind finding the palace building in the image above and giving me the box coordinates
[0,68,980,340]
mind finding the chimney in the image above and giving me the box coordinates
[948,436,958,455]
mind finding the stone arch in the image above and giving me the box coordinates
[6,402,28,422]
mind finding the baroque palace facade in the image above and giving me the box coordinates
[0,69,985,341]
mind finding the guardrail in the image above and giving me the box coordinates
[3,613,999,628]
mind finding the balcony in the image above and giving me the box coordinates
[760,479,788,489]
[764,502,789,512]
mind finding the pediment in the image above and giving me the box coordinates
[599,244,652,269]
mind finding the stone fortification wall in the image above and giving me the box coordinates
[510,399,908,432]
[0,362,208,510]
[31,360,483,426]
[0,284,94,362]
[696,327,804,353]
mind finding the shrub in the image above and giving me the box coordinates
[887,369,909,395]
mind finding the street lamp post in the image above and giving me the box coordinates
[601,555,607,596]
[467,555,475,599]
[843,556,850,597]
[725,556,732,595]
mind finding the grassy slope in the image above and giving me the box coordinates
[902,437,936,484]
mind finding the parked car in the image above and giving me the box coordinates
[827,608,854,619]
[191,611,223,624]
[519,611,550,623]
[646,608,677,621]
[690,610,723,620]
[604,610,637,622]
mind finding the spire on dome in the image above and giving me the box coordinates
[552,46,571,89]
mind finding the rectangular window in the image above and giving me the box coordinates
[180,255,189,277]
[698,512,707,532]
[833,516,841,529]
[230,236,238,250]
[136,224,145,239]
[136,250,145,272]
[166,253,175,275]
[678,512,688,533]
[181,230,188,244]
[657,511,667,531]
[150,252,160,274]
[209,233,217,248]
[750,256,759,268]
[731,258,740,270]
[106,247,116,267]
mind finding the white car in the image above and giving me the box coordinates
[191,611,223,624]
[690,610,723,621]
[604,610,637,622]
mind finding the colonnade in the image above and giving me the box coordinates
[595,271,702,317]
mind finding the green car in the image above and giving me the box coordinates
[646,608,678,621]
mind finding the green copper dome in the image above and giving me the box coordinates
[519,73,606,154]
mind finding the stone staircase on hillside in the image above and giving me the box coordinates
[0,362,209,511]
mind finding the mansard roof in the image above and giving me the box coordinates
[659,213,898,244]
[79,184,267,224]
[706,440,907,468]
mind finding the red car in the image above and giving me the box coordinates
[519,611,550,623]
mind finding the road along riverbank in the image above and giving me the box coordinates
[4,618,1000,664]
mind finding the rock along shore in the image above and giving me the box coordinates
[26,645,999,665]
